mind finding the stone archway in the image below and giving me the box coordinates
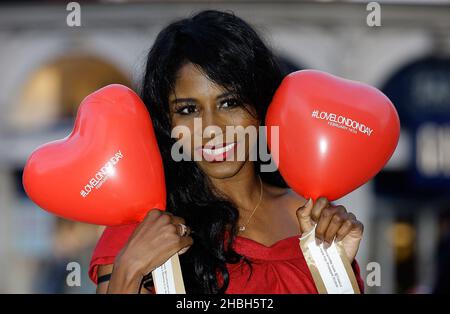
[8,55,132,131]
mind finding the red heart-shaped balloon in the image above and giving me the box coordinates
[23,84,166,226]
[266,70,400,201]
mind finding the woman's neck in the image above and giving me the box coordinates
[209,161,263,214]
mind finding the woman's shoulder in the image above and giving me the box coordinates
[284,188,308,205]
[264,183,307,210]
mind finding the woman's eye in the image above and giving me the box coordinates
[220,98,240,109]
[176,104,197,115]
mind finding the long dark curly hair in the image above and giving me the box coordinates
[140,9,287,294]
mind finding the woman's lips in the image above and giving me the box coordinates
[197,142,237,162]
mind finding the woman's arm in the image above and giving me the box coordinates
[96,264,152,294]
[94,210,192,294]
[96,264,113,294]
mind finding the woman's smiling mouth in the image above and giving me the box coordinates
[197,142,237,162]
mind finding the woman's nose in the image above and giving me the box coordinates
[200,109,225,140]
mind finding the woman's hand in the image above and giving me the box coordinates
[107,209,193,293]
[296,196,364,263]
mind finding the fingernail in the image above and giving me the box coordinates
[307,197,312,207]
[315,237,322,246]
[324,241,331,249]
[299,198,312,210]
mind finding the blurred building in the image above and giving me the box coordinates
[0,0,449,293]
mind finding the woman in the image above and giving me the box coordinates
[89,9,365,294]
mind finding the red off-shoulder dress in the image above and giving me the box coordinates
[89,223,365,293]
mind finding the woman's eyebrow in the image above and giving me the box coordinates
[217,91,234,99]
[171,97,195,104]
[171,92,235,104]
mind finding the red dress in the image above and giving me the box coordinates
[89,223,365,293]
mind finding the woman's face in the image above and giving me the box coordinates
[168,62,259,179]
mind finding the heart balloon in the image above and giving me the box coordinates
[266,70,400,201]
[23,84,166,226]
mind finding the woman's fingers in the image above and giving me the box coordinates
[315,201,348,245]
[175,222,192,254]
[338,212,364,241]
[310,197,330,223]
[296,197,354,246]
[322,207,349,245]
[162,213,193,237]
[178,243,192,255]
[170,216,188,235]
[164,213,192,254]
[296,198,314,234]
[172,235,193,256]
[176,223,192,237]
[144,234,193,274]
[336,212,356,242]
[312,197,331,242]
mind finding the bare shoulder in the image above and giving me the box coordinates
[263,183,307,210]
[283,188,308,209]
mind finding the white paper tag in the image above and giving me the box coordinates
[153,258,176,294]
[151,254,186,294]
[300,226,359,294]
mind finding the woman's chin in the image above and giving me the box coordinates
[198,160,246,179]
